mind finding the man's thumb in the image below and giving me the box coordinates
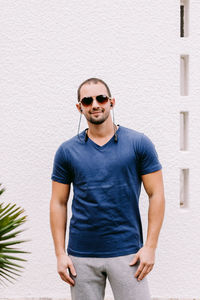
[69,264,77,277]
[129,254,138,266]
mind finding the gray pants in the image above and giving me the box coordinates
[68,253,151,300]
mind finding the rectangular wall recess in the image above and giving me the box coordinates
[180,54,189,96]
[180,0,189,37]
[180,111,189,150]
[180,168,189,207]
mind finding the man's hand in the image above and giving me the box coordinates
[57,253,77,286]
[129,245,156,281]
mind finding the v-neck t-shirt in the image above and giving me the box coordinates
[51,125,162,258]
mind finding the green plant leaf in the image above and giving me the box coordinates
[0,186,31,285]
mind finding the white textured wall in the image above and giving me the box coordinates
[1,0,200,299]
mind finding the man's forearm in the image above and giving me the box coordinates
[50,200,67,257]
[144,194,165,249]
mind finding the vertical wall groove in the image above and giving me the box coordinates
[180,168,189,208]
[180,111,189,150]
[180,54,189,96]
[180,0,189,37]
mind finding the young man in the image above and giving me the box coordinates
[50,78,165,300]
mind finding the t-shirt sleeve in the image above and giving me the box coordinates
[51,144,73,184]
[137,133,162,176]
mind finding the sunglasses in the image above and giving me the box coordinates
[79,94,111,107]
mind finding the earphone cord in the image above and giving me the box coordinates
[77,110,83,142]
[112,105,117,139]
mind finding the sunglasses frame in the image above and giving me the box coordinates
[79,94,112,107]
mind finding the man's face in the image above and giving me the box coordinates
[77,82,115,125]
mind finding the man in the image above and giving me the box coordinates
[50,77,165,300]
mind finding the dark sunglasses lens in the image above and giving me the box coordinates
[96,95,109,103]
[81,97,93,106]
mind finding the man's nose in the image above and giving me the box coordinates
[91,97,99,108]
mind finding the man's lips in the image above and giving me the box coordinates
[91,111,102,114]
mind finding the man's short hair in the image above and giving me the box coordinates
[77,77,112,102]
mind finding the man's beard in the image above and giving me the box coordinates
[86,110,110,125]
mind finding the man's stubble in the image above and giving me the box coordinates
[85,109,110,125]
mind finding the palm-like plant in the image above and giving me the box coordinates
[0,183,31,286]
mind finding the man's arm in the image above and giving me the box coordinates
[142,169,165,248]
[50,180,70,256]
[129,169,165,281]
[50,180,76,286]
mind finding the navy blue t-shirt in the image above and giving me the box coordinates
[51,125,162,258]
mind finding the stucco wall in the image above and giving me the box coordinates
[1,0,200,299]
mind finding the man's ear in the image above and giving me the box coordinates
[76,103,82,113]
[110,98,115,108]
